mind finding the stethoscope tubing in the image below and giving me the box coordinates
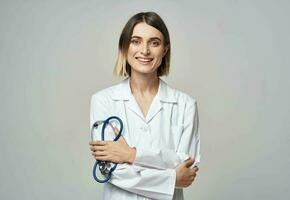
[91,116,123,183]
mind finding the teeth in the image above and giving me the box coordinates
[137,58,152,62]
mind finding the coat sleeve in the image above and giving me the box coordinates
[90,93,176,200]
[110,164,176,200]
[133,97,201,170]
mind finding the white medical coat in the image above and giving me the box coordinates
[90,77,201,200]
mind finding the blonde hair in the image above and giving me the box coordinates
[113,51,128,77]
[113,12,171,77]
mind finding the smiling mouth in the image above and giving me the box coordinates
[136,57,154,64]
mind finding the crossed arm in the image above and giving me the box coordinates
[89,136,199,188]
[89,94,200,199]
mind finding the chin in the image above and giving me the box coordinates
[131,67,157,76]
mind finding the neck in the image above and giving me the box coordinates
[129,72,159,95]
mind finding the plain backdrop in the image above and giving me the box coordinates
[1,0,289,199]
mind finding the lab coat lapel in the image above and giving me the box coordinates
[146,79,177,123]
[111,77,176,123]
[127,92,163,123]
[111,77,145,121]
[127,78,163,123]
[145,95,162,123]
[127,95,146,121]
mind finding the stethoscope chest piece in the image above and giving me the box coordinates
[99,161,111,175]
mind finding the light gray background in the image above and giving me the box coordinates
[1,0,289,199]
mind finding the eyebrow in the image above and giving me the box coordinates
[131,36,162,41]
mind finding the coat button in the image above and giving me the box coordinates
[140,126,148,132]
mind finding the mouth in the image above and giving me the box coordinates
[135,57,154,65]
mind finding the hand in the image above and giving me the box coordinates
[175,158,199,188]
[89,136,136,164]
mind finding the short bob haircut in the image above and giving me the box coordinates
[113,12,171,77]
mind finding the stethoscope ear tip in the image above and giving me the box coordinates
[93,120,104,128]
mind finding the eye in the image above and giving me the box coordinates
[131,39,140,45]
[150,40,160,47]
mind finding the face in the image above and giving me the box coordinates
[126,22,168,76]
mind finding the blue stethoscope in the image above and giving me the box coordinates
[90,116,123,183]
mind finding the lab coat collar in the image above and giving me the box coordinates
[111,77,177,103]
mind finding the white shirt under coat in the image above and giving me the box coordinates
[90,77,201,200]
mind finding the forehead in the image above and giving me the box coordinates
[131,22,164,40]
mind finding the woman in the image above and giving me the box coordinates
[89,12,200,200]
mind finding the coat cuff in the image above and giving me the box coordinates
[167,168,177,199]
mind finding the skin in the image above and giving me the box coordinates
[89,22,199,187]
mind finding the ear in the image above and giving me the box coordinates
[162,45,169,57]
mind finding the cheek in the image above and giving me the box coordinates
[154,51,166,67]
[126,49,135,61]
[154,58,163,67]
[154,47,166,58]
[154,51,165,62]
[127,45,138,56]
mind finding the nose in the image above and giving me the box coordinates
[141,43,150,55]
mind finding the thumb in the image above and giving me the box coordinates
[185,158,195,168]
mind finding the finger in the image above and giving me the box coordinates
[95,140,106,146]
[189,176,195,181]
[190,168,198,176]
[90,146,106,152]
[193,166,199,172]
[94,145,107,151]
[189,174,196,182]
[89,140,106,146]
[185,158,195,168]
[185,181,193,187]
[92,151,107,157]
[94,155,110,161]
[89,141,98,145]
